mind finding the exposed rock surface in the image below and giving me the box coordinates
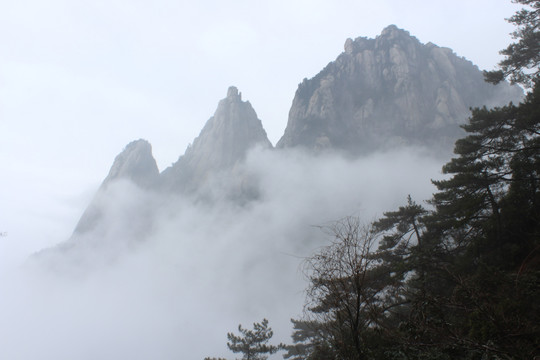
[41,26,526,265]
[73,139,159,235]
[64,87,271,244]
[160,86,272,193]
[102,139,160,188]
[276,25,523,155]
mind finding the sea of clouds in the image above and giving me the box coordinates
[0,146,447,360]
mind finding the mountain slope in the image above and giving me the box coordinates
[74,139,159,235]
[160,86,272,193]
[276,25,523,155]
[37,26,526,265]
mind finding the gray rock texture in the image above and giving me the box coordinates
[73,139,159,235]
[276,25,523,155]
[45,26,526,263]
[102,139,160,188]
[160,86,272,193]
[69,87,271,241]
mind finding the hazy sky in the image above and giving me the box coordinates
[0,1,526,358]
[0,0,521,261]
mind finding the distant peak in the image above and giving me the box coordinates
[344,35,373,54]
[227,86,242,101]
[382,24,399,31]
[104,138,159,187]
[343,25,415,55]
[379,24,410,38]
[124,138,151,152]
[344,38,354,54]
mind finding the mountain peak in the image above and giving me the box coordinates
[379,24,409,38]
[72,139,159,235]
[344,25,413,54]
[104,139,159,188]
[278,26,523,154]
[227,86,242,101]
[160,88,272,192]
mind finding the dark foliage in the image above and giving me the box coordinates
[217,3,539,359]
[283,82,540,360]
[205,319,282,360]
[485,0,540,87]
[283,2,540,356]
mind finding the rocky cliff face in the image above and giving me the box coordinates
[67,87,271,241]
[73,139,159,235]
[160,86,272,193]
[276,25,523,155]
[51,26,525,258]
[102,139,160,188]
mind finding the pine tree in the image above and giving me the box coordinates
[285,218,413,360]
[485,0,540,87]
[205,319,281,360]
[282,1,540,358]
[282,319,334,360]
[410,77,540,360]
[226,319,281,360]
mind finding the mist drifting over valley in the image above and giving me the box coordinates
[0,2,528,358]
[2,146,443,360]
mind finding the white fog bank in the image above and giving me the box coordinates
[0,147,446,360]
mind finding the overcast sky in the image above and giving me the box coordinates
[0,0,522,260]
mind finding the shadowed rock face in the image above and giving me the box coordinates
[66,88,272,242]
[160,86,273,193]
[102,140,160,188]
[73,139,159,235]
[49,26,525,260]
[276,25,523,155]
[33,140,160,268]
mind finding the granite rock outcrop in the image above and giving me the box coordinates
[160,86,272,193]
[276,25,523,155]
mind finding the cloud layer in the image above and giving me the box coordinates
[0,147,445,359]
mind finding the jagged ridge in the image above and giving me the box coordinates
[276,25,523,154]
[62,25,524,247]
[74,139,159,235]
[160,86,272,193]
